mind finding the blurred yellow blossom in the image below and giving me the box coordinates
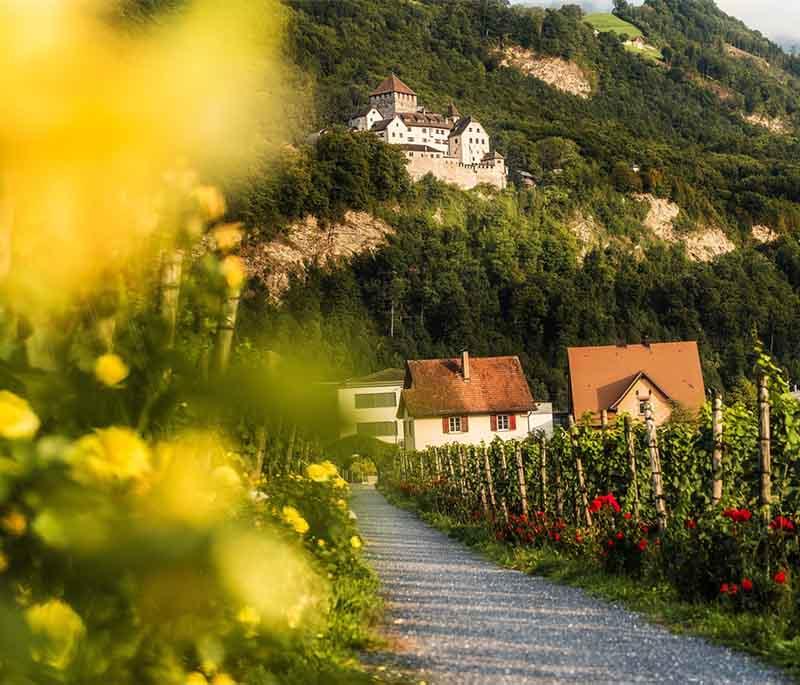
[211,465,242,492]
[193,186,226,221]
[212,674,237,685]
[333,476,348,489]
[336,499,347,511]
[281,506,309,535]
[0,551,8,573]
[317,539,326,548]
[68,427,151,486]
[236,605,260,637]
[221,255,246,291]
[0,391,40,440]
[213,223,243,252]
[94,353,129,386]
[306,463,331,482]
[350,536,363,550]
[25,599,85,670]
[1,509,27,536]
[186,672,209,685]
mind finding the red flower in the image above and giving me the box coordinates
[720,583,729,594]
[769,516,795,532]
[685,519,697,529]
[575,533,583,544]
[742,578,753,592]
[637,539,648,552]
[773,570,788,585]
[723,508,752,523]
[729,583,739,596]
[589,493,621,514]
[606,539,615,548]
[615,531,624,541]
[624,512,632,520]
[639,523,650,534]
[553,532,561,542]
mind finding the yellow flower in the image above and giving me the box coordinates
[0,551,8,572]
[25,599,85,670]
[68,427,151,486]
[236,605,260,637]
[193,185,226,221]
[212,675,237,685]
[333,476,348,489]
[1,509,27,536]
[320,460,338,477]
[281,506,309,535]
[213,223,243,252]
[305,463,331,482]
[0,391,40,440]
[350,536,362,550]
[186,673,208,685]
[336,499,347,511]
[221,255,246,291]
[94,353,130,387]
[316,539,326,548]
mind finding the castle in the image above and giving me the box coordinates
[348,75,507,191]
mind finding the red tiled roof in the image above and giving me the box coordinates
[370,74,416,97]
[399,355,536,418]
[567,342,706,421]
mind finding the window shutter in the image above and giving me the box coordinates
[490,415,498,431]
[443,417,450,434]
[510,414,517,430]
[462,416,469,432]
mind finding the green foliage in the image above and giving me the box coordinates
[585,13,643,40]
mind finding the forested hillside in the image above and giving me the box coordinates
[230,0,800,408]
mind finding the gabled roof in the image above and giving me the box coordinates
[482,150,504,161]
[398,112,453,129]
[341,368,406,388]
[607,371,672,410]
[567,342,706,421]
[450,116,476,137]
[370,74,416,97]
[397,144,442,153]
[445,102,461,119]
[399,356,536,418]
[348,106,380,120]
[371,116,403,132]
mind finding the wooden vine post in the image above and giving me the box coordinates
[645,406,668,531]
[497,445,510,523]
[514,443,529,518]
[458,446,467,497]
[758,376,772,521]
[160,249,184,348]
[482,446,497,516]
[434,448,442,478]
[213,283,242,374]
[569,416,592,527]
[711,391,724,506]
[554,442,564,519]
[538,434,548,513]
[623,416,640,520]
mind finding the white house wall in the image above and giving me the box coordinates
[338,384,404,445]
[408,413,533,451]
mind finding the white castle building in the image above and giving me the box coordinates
[348,75,506,191]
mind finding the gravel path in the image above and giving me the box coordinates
[351,485,790,685]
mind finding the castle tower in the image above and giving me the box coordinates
[369,74,418,118]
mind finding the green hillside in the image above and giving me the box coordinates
[226,0,800,406]
[585,13,643,39]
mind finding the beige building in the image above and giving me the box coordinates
[398,351,543,451]
[567,342,706,426]
[347,74,506,190]
[338,369,406,445]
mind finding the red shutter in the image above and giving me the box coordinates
[510,414,517,430]
[490,415,498,431]
[443,417,450,434]
[462,416,469,432]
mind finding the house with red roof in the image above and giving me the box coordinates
[567,341,706,426]
[398,351,551,450]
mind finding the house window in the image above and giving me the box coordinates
[447,416,467,433]
[357,421,397,437]
[355,392,396,409]
[497,414,510,431]
[639,401,648,415]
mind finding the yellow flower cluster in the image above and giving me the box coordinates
[1,509,27,536]
[221,255,246,291]
[281,506,309,535]
[25,599,85,670]
[305,460,339,483]
[350,536,363,550]
[94,353,129,387]
[67,427,151,486]
[0,391,40,440]
[187,673,237,685]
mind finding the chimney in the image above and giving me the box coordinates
[461,350,470,382]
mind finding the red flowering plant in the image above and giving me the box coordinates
[493,511,573,550]
[588,492,654,576]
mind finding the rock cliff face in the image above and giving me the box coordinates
[244,211,393,302]
[495,45,592,98]
[743,112,790,134]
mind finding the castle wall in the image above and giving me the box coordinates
[404,154,506,190]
